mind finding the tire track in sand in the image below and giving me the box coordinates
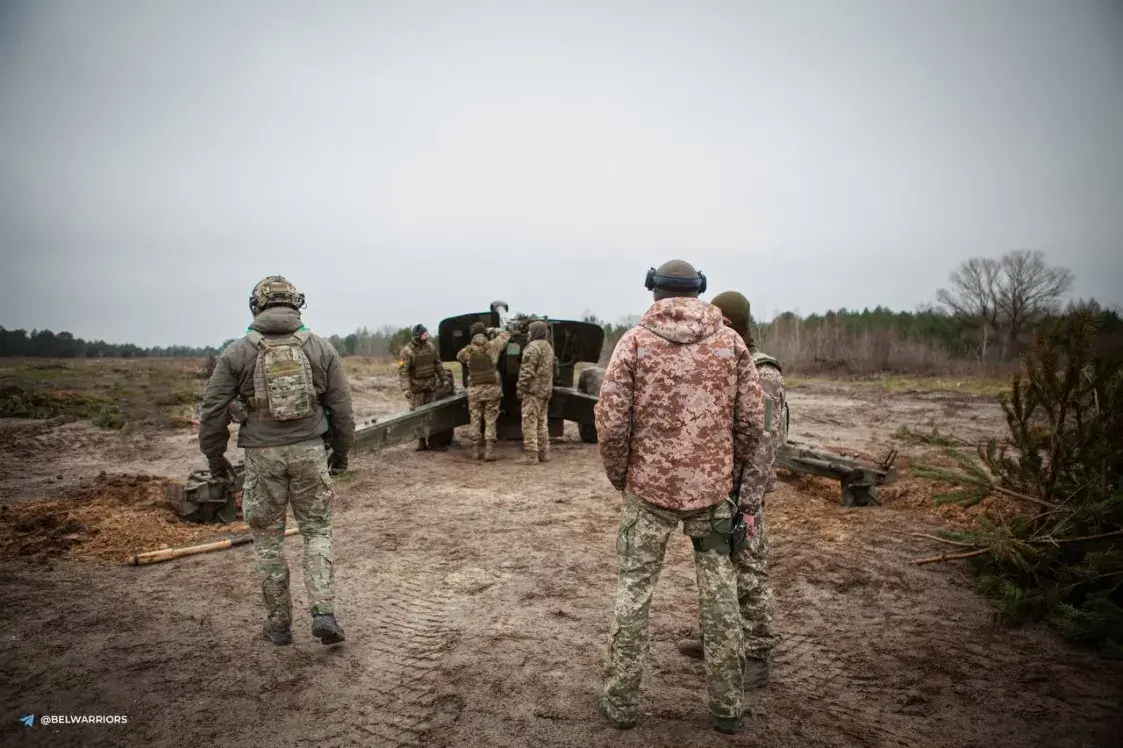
[348,563,458,748]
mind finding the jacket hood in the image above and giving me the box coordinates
[638,297,724,344]
[250,306,305,335]
[528,321,548,341]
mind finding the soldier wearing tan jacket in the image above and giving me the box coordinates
[456,322,511,461]
[594,260,767,735]
[515,320,555,464]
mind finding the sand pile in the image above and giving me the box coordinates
[0,472,249,563]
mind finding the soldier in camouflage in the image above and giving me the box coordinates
[594,261,768,735]
[457,322,510,461]
[199,275,355,647]
[515,320,554,464]
[676,290,784,687]
[398,323,445,451]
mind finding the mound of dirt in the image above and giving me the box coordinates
[0,472,249,563]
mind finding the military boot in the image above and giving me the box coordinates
[474,442,484,460]
[714,716,743,734]
[518,450,539,465]
[484,441,496,461]
[415,438,429,451]
[537,445,550,463]
[312,614,345,645]
[596,698,636,730]
[261,621,292,646]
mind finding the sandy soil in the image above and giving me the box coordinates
[1,376,1120,747]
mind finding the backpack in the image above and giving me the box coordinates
[246,330,317,420]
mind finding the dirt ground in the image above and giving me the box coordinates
[1,365,1121,747]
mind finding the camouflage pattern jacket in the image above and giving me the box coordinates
[199,307,355,458]
[594,297,768,512]
[748,351,786,510]
[398,339,442,395]
[517,338,555,400]
[456,331,510,401]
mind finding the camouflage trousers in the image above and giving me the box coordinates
[520,394,549,454]
[242,437,335,627]
[408,389,436,409]
[736,514,776,658]
[467,392,501,443]
[603,492,743,723]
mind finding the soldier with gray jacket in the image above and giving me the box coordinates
[199,275,355,647]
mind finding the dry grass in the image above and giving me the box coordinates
[343,355,461,377]
[786,374,1010,397]
[0,357,206,429]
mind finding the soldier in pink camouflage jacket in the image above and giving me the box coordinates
[594,260,767,736]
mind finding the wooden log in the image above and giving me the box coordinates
[129,527,299,566]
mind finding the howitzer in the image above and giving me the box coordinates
[775,440,898,507]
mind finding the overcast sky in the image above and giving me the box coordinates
[1,0,1121,347]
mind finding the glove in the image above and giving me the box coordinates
[515,389,524,401]
[327,451,348,475]
[207,455,234,482]
[227,399,248,424]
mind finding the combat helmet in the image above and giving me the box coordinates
[249,275,306,315]
[411,324,429,342]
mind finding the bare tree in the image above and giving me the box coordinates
[937,256,1001,360]
[994,249,1074,358]
[939,250,1074,361]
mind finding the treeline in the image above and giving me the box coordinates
[584,303,1122,376]
[587,250,1122,376]
[755,302,1122,376]
[5,250,1120,377]
[0,325,427,361]
[0,327,223,359]
[322,326,428,358]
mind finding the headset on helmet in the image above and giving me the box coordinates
[644,266,707,294]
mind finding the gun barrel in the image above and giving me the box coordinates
[490,300,510,330]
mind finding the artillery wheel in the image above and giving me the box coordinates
[577,366,605,444]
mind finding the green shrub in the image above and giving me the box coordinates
[914,305,1123,656]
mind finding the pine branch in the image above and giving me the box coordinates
[914,548,990,566]
[911,533,981,549]
[1044,529,1123,546]
[990,484,1062,510]
[912,530,1123,565]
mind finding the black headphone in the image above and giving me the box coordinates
[644,267,707,294]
